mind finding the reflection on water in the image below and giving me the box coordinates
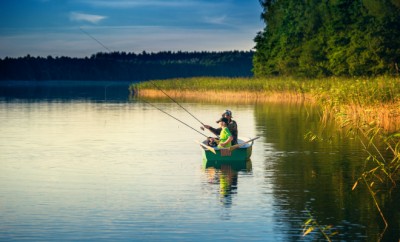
[0,80,133,101]
[254,102,400,241]
[204,160,252,209]
[207,165,238,207]
[203,160,253,222]
[0,83,399,241]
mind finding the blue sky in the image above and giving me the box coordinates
[0,0,264,58]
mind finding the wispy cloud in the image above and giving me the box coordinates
[69,12,107,24]
[203,15,228,25]
[77,0,221,8]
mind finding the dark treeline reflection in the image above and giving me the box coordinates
[0,81,132,101]
[254,102,400,241]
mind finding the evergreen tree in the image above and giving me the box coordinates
[0,51,254,81]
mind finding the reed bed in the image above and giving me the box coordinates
[135,89,310,104]
[131,76,400,132]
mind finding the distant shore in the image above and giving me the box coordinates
[131,77,400,132]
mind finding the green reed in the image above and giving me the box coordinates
[348,120,400,236]
[132,76,399,105]
[303,211,338,241]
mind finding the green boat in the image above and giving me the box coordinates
[199,137,258,169]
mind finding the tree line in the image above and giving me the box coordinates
[253,0,400,77]
[0,51,253,81]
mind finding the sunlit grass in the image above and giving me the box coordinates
[132,76,399,104]
[131,76,400,131]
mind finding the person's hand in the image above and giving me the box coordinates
[203,125,210,129]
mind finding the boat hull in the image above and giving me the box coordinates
[200,138,253,170]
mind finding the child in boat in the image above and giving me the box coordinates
[202,110,238,145]
[216,117,233,148]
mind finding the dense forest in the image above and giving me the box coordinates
[253,0,400,77]
[0,51,253,81]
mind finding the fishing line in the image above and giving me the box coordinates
[148,81,205,126]
[78,28,209,138]
[138,97,209,138]
[79,27,112,52]
[78,27,205,127]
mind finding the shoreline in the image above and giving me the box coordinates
[133,89,400,132]
[134,89,313,103]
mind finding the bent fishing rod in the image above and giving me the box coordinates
[80,27,207,128]
[147,81,205,126]
[80,27,112,52]
[139,97,209,138]
[80,28,210,136]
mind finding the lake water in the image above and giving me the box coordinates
[0,82,399,241]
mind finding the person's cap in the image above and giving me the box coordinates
[216,117,229,124]
[222,110,232,117]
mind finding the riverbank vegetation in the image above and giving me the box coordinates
[253,1,400,238]
[132,76,399,132]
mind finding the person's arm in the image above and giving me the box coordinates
[203,125,221,136]
[219,136,233,147]
[209,127,222,136]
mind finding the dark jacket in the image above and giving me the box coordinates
[209,119,238,145]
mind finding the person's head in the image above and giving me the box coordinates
[217,117,229,127]
[222,110,232,120]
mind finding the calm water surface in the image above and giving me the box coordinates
[0,83,399,241]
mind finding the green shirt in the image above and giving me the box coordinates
[218,127,232,148]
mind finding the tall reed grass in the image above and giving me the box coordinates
[132,76,398,101]
[131,76,400,131]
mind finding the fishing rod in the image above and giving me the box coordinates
[148,81,206,126]
[79,27,112,52]
[139,97,209,138]
[78,28,210,138]
[79,27,206,127]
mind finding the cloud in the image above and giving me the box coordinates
[76,0,221,9]
[69,12,107,24]
[203,15,228,25]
